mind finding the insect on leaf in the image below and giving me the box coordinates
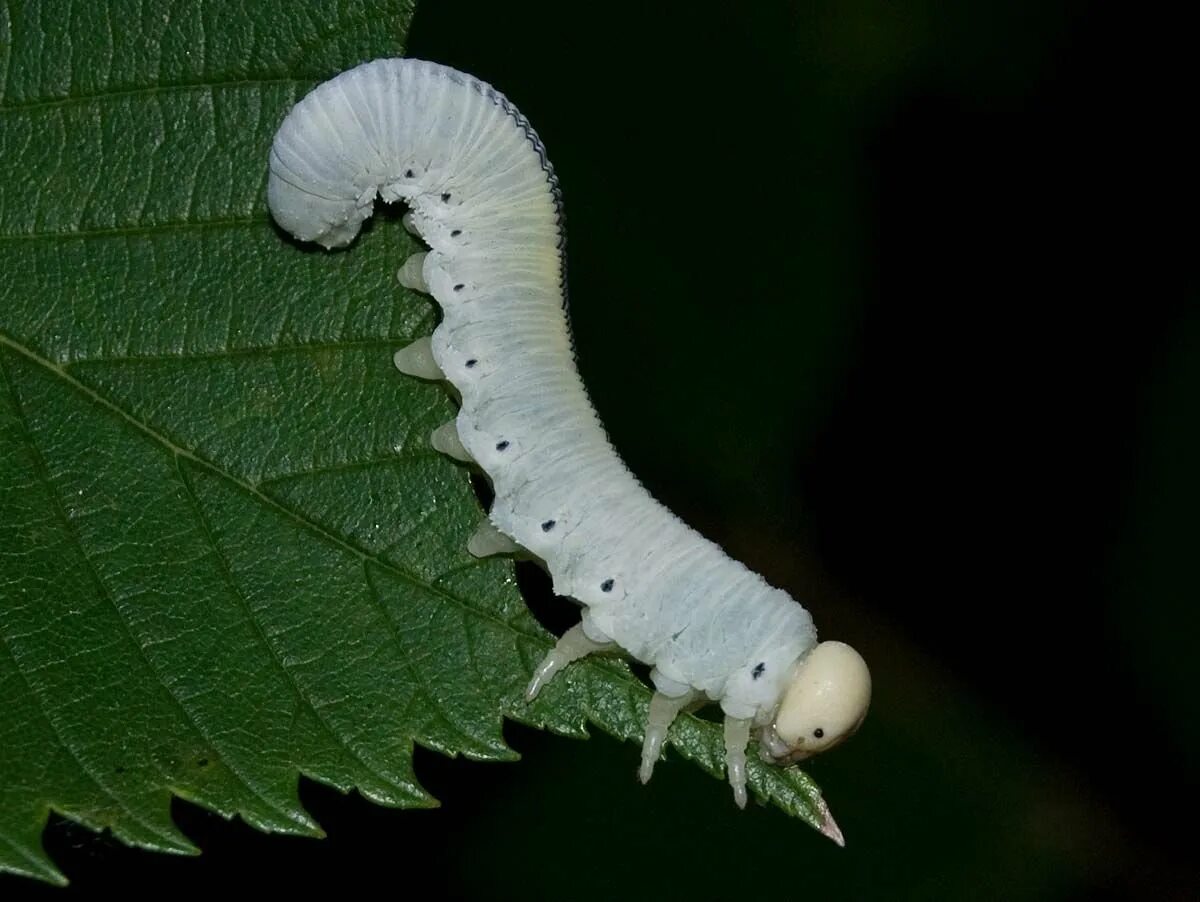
[0,0,830,885]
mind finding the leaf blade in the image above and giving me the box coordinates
[0,0,830,884]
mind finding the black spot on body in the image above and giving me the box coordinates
[465,358,477,368]
[454,284,464,291]
[405,168,414,178]
[451,229,462,237]
[496,441,509,451]
[813,728,824,739]
[541,520,556,532]
[441,192,451,202]
[600,579,614,592]
[752,662,765,680]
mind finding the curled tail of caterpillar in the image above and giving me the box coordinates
[267,57,871,838]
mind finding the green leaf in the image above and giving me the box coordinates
[0,0,828,884]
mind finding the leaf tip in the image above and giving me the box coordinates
[816,796,845,847]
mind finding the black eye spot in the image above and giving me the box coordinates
[541,520,556,532]
[600,578,614,592]
[405,169,414,178]
[465,358,477,368]
[751,662,765,680]
[450,229,462,237]
[441,192,451,202]
[813,728,825,739]
[495,441,509,451]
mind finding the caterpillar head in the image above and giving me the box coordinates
[760,641,871,766]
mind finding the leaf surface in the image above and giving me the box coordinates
[0,0,828,883]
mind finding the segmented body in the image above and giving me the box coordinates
[268,58,816,728]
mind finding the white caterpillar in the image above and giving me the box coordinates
[268,58,870,816]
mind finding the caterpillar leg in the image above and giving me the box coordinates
[393,336,443,380]
[638,688,701,784]
[724,716,753,809]
[431,420,473,463]
[401,211,421,237]
[467,519,521,558]
[525,622,615,701]
[397,251,428,292]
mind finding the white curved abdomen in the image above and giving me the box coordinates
[268,58,817,721]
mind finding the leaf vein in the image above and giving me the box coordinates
[0,330,823,826]
[0,357,188,847]
[361,561,498,756]
[0,216,267,243]
[2,361,306,832]
[0,75,310,117]
[258,450,444,487]
[174,456,402,800]
[0,330,546,646]
[68,339,403,366]
[0,822,64,885]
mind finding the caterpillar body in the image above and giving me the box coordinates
[267,58,870,830]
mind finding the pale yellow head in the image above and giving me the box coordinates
[760,641,871,765]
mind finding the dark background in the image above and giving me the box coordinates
[19,0,1195,898]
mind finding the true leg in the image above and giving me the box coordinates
[525,623,614,701]
[638,688,701,784]
[724,715,752,809]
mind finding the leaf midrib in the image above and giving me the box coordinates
[0,323,691,749]
[1,269,824,825]
[0,329,549,647]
